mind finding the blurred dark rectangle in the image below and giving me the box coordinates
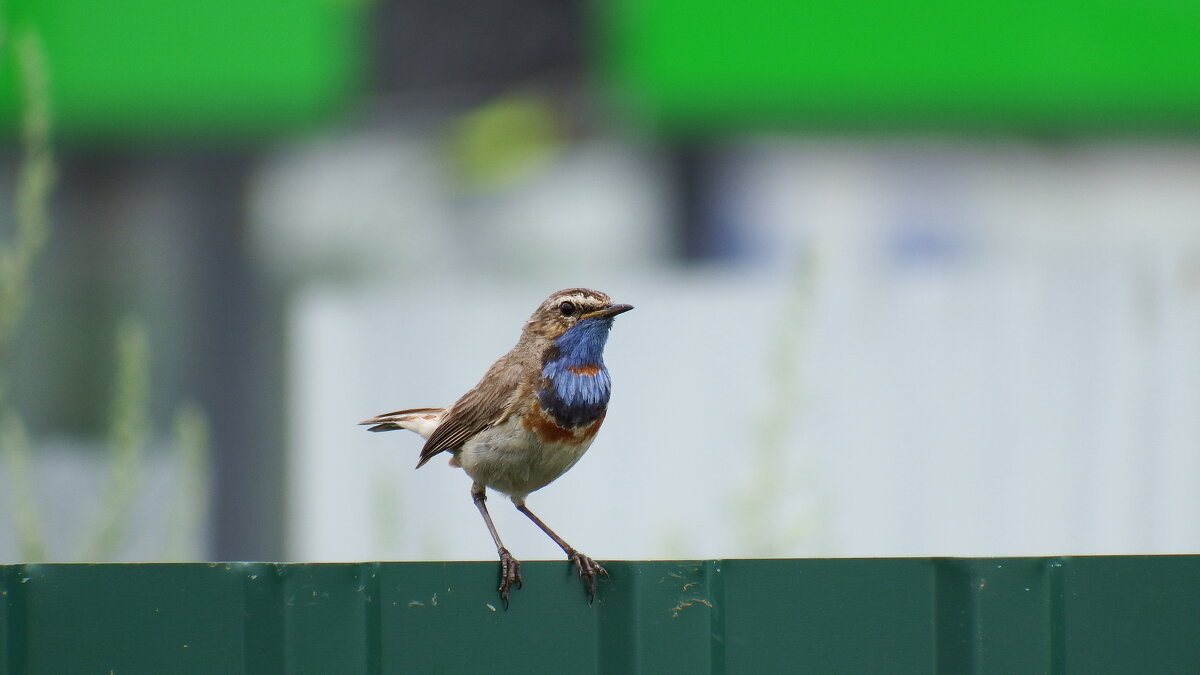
[598,0,1200,133]
[370,0,584,95]
[0,0,363,141]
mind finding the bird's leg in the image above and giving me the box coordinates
[472,484,521,607]
[514,501,606,603]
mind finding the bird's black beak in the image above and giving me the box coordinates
[583,303,634,319]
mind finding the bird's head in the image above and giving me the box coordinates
[522,288,633,343]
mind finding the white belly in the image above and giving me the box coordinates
[455,417,595,501]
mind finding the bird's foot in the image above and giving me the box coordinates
[497,547,522,608]
[567,549,607,603]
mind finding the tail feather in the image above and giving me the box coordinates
[358,407,444,439]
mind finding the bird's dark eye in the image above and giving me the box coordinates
[559,301,576,317]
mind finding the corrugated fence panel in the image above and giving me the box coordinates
[2,557,1198,673]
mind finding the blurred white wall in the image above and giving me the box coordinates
[260,132,1200,561]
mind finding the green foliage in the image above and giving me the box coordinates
[0,27,213,563]
[168,401,211,560]
[1,410,46,560]
[84,318,152,560]
[78,319,215,562]
[448,93,565,189]
[0,28,56,562]
[732,253,825,555]
[0,30,54,345]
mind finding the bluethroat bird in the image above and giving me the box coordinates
[360,288,633,605]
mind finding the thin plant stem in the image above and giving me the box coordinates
[2,411,46,560]
[0,28,55,562]
[85,318,151,560]
[168,401,211,560]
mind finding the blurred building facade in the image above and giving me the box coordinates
[2,1,1200,563]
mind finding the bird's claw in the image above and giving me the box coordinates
[567,549,607,603]
[498,547,522,609]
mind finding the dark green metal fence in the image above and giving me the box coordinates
[3,556,1198,673]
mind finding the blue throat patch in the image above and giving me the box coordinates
[539,317,613,427]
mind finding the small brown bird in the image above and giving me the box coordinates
[360,288,632,605]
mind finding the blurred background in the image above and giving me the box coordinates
[1,1,1199,564]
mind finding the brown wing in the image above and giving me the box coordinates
[416,354,525,468]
